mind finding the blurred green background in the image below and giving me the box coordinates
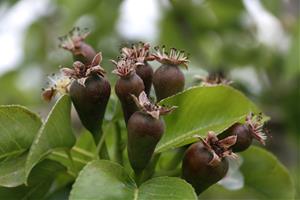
[0,0,299,197]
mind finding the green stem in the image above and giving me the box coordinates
[94,128,110,160]
[114,121,123,165]
[141,153,161,182]
[72,147,95,158]
[134,171,143,186]
[164,147,186,170]
[153,168,181,177]
[65,149,77,174]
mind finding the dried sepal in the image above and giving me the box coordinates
[41,73,71,102]
[61,52,105,84]
[195,73,232,86]
[152,46,189,69]
[111,58,136,77]
[58,27,89,55]
[121,42,154,63]
[246,113,267,145]
[131,91,176,119]
[200,131,237,167]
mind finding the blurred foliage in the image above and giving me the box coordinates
[0,0,299,198]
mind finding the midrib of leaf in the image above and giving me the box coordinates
[0,149,27,160]
[133,188,139,200]
[156,115,246,152]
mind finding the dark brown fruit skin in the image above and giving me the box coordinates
[115,74,144,124]
[70,75,111,142]
[136,62,153,96]
[127,111,164,174]
[73,43,96,65]
[153,64,185,101]
[218,123,253,152]
[182,142,229,194]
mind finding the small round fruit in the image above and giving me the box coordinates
[218,123,252,152]
[182,141,229,194]
[152,47,189,101]
[127,111,164,174]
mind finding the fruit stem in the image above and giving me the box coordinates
[114,121,124,165]
[141,153,161,181]
[94,128,110,160]
[134,171,143,186]
[164,147,186,170]
[65,149,77,174]
[153,168,181,177]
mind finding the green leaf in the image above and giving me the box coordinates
[200,146,295,199]
[25,95,76,182]
[156,85,260,153]
[0,154,27,187]
[48,131,97,175]
[0,160,65,200]
[70,160,197,200]
[0,105,41,159]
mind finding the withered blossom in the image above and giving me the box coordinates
[152,46,189,69]
[59,27,90,55]
[246,113,267,145]
[61,52,105,85]
[111,58,136,77]
[131,91,176,119]
[195,73,232,86]
[121,42,154,64]
[41,73,71,101]
[199,131,237,167]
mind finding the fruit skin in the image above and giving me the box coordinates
[153,64,185,101]
[182,142,229,194]
[127,111,164,174]
[115,74,145,124]
[136,62,153,96]
[218,123,253,152]
[70,75,111,142]
[72,43,96,65]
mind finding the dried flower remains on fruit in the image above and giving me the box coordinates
[195,73,232,86]
[61,52,105,85]
[121,42,154,64]
[111,59,136,77]
[152,46,189,69]
[199,131,237,166]
[246,113,267,145]
[131,91,176,119]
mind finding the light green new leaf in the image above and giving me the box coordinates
[0,105,41,159]
[200,146,295,199]
[156,85,260,152]
[69,160,197,200]
[25,95,76,182]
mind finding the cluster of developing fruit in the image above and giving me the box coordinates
[42,28,267,194]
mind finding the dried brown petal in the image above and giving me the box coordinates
[131,91,176,119]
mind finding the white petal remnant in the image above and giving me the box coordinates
[42,72,71,102]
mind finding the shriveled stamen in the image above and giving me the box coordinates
[152,46,189,69]
[246,113,267,145]
[201,131,238,166]
[111,59,136,77]
[131,91,176,119]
